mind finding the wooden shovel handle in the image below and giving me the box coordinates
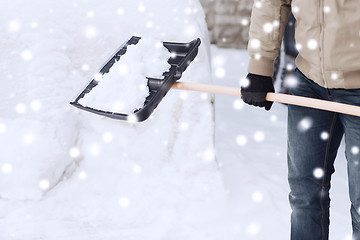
[171,82,360,118]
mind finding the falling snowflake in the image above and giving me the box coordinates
[117,8,124,15]
[331,73,338,80]
[250,39,261,49]
[146,21,153,28]
[8,20,21,32]
[1,163,13,174]
[31,21,38,28]
[0,123,6,134]
[263,22,273,33]
[39,179,50,190]
[247,223,260,236]
[180,122,189,130]
[213,55,226,67]
[21,50,33,61]
[254,1,262,8]
[254,131,265,142]
[84,26,97,38]
[102,132,113,143]
[351,146,359,155]
[89,144,101,156]
[320,131,329,140]
[138,2,146,13]
[69,147,80,158]
[307,39,318,50]
[284,75,298,88]
[94,73,103,81]
[270,115,277,122]
[215,67,226,78]
[298,117,313,132]
[127,114,138,123]
[296,43,303,51]
[241,18,249,26]
[180,92,188,100]
[87,11,95,18]
[203,148,215,162]
[30,100,41,111]
[240,77,250,88]
[78,171,87,180]
[313,167,324,179]
[119,197,130,207]
[236,135,247,146]
[324,6,331,13]
[252,191,263,202]
[233,99,244,110]
[23,133,35,144]
[293,6,300,13]
[133,165,142,173]
[82,64,90,71]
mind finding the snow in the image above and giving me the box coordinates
[0,0,353,239]
[79,37,171,114]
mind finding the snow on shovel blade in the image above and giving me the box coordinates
[70,36,201,122]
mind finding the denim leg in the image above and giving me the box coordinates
[288,69,344,240]
[333,89,360,240]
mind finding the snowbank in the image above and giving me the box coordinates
[0,0,234,239]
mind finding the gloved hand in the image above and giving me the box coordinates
[240,73,275,111]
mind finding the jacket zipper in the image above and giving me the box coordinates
[319,0,327,88]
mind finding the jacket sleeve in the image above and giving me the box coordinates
[247,0,291,76]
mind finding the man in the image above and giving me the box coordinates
[241,0,360,239]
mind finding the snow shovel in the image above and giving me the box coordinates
[70,36,360,122]
[70,36,201,122]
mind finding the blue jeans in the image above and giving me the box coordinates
[288,68,360,240]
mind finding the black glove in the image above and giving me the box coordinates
[240,73,275,111]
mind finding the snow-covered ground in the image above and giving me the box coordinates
[0,0,354,239]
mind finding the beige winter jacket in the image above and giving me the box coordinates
[247,0,360,89]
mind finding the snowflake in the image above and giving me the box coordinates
[94,73,103,81]
[351,146,359,155]
[240,77,250,88]
[127,114,138,123]
[180,122,189,131]
[250,39,261,49]
[212,55,226,67]
[89,144,101,156]
[15,103,26,114]
[82,64,90,71]
[39,179,50,190]
[203,148,215,162]
[313,167,324,179]
[146,21,153,28]
[297,117,313,132]
[293,6,300,13]
[102,132,113,143]
[138,2,146,13]
[31,21,38,28]
[119,197,130,207]
[21,50,33,61]
[0,123,6,134]
[133,165,142,173]
[84,26,97,38]
[320,131,329,140]
[215,67,226,78]
[324,6,331,13]
[241,18,249,26]
[87,11,94,18]
[1,163,13,174]
[23,133,35,144]
[236,135,247,146]
[254,131,265,142]
[331,73,338,80]
[31,100,41,111]
[270,115,277,122]
[117,8,124,15]
[296,43,303,51]
[233,99,244,110]
[307,39,318,50]
[284,75,298,88]
[252,191,263,202]
[78,171,87,180]
[246,223,260,236]
[263,22,273,33]
[8,20,21,32]
[69,147,80,158]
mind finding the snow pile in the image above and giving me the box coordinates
[79,37,171,113]
[0,0,236,239]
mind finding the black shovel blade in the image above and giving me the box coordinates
[70,36,201,122]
